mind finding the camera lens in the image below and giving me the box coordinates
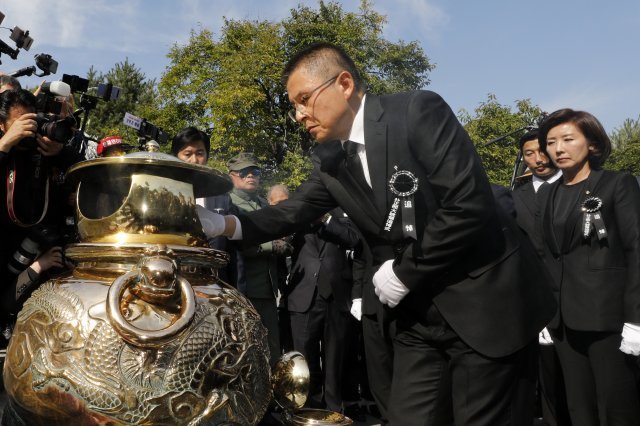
[35,115,74,143]
[7,237,39,275]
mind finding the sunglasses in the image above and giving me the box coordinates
[234,167,261,178]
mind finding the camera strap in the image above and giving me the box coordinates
[6,156,50,227]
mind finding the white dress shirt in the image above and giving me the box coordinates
[532,170,562,193]
[342,94,371,187]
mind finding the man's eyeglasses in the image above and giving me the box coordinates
[233,167,261,178]
[287,74,339,123]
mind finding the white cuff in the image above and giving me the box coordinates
[229,216,243,240]
[620,322,640,356]
[350,298,362,321]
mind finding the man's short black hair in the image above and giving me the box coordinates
[281,42,365,92]
[518,128,539,151]
[171,126,211,159]
[0,75,22,91]
[0,89,36,124]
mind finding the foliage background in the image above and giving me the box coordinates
[79,0,640,192]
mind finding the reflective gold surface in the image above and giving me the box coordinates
[283,409,353,426]
[272,351,310,411]
[2,151,271,425]
[272,352,353,426]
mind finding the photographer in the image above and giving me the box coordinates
[0,88,64,161]
[0,89,73,350]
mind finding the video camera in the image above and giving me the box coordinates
[29,74,122,154]
[10,53,58,78]
[123,112,169,149]
[50,74,122,158]
[61,74,121,128]
[0,10,34,64]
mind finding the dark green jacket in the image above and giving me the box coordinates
[230,189,279,299]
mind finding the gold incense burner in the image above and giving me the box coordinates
[2,151,273,425]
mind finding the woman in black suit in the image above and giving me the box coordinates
[538,109,640,426]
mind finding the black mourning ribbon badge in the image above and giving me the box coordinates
[581,196,607,240]
[384,166,419,240]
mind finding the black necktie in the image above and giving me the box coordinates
[343,140,370,190]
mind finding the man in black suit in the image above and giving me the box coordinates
[512,129,562,252]
[285,207,360,412]
[199,42,556,424]
[511,130,570,426]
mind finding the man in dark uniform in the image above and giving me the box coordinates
[199,42,556,425]
[285,208,359,412]
[512,129,570,426]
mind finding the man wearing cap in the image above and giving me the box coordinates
[227,152,283,367]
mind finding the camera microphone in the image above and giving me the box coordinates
[41,81,71,98]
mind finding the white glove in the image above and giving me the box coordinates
[620,322,640,356]
[196,205,226,238]
[539,327,553,345]
[373,259,409,308]
[350,298,362,321]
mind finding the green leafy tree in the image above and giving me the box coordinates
[606,114,640,175]
[609,115,640,150]
[80,59,156,145]
[149,0,434,188]
[459,94,544,187]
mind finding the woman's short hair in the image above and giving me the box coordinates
[538,108,611,169]
[171,126,210,159]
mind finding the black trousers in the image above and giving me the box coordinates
[551,325,640,426]
[289,292,350,412]
[387,312,537,426]
[538,344,572,426]
[249,296,281,367]
[362,311,395,423]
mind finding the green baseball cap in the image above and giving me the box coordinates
[227,152,260,171]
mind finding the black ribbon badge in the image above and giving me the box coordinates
[383,167,419,240]
[581,196,607,240]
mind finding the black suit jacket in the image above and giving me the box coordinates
[539,169,640,331]
[513,182,537,237]
[512,180,549,257]
[238,91,555,358]
[285,208,360,313]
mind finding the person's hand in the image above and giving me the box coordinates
[33,79,46,97]
[31,246,65,274]
[197,205,227,237]
[0,112,37,153]
[373,259,409,308]
[620,323,640,356]
[539,327,553,345]
[37,135,64,156]
[350,298,362,321]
